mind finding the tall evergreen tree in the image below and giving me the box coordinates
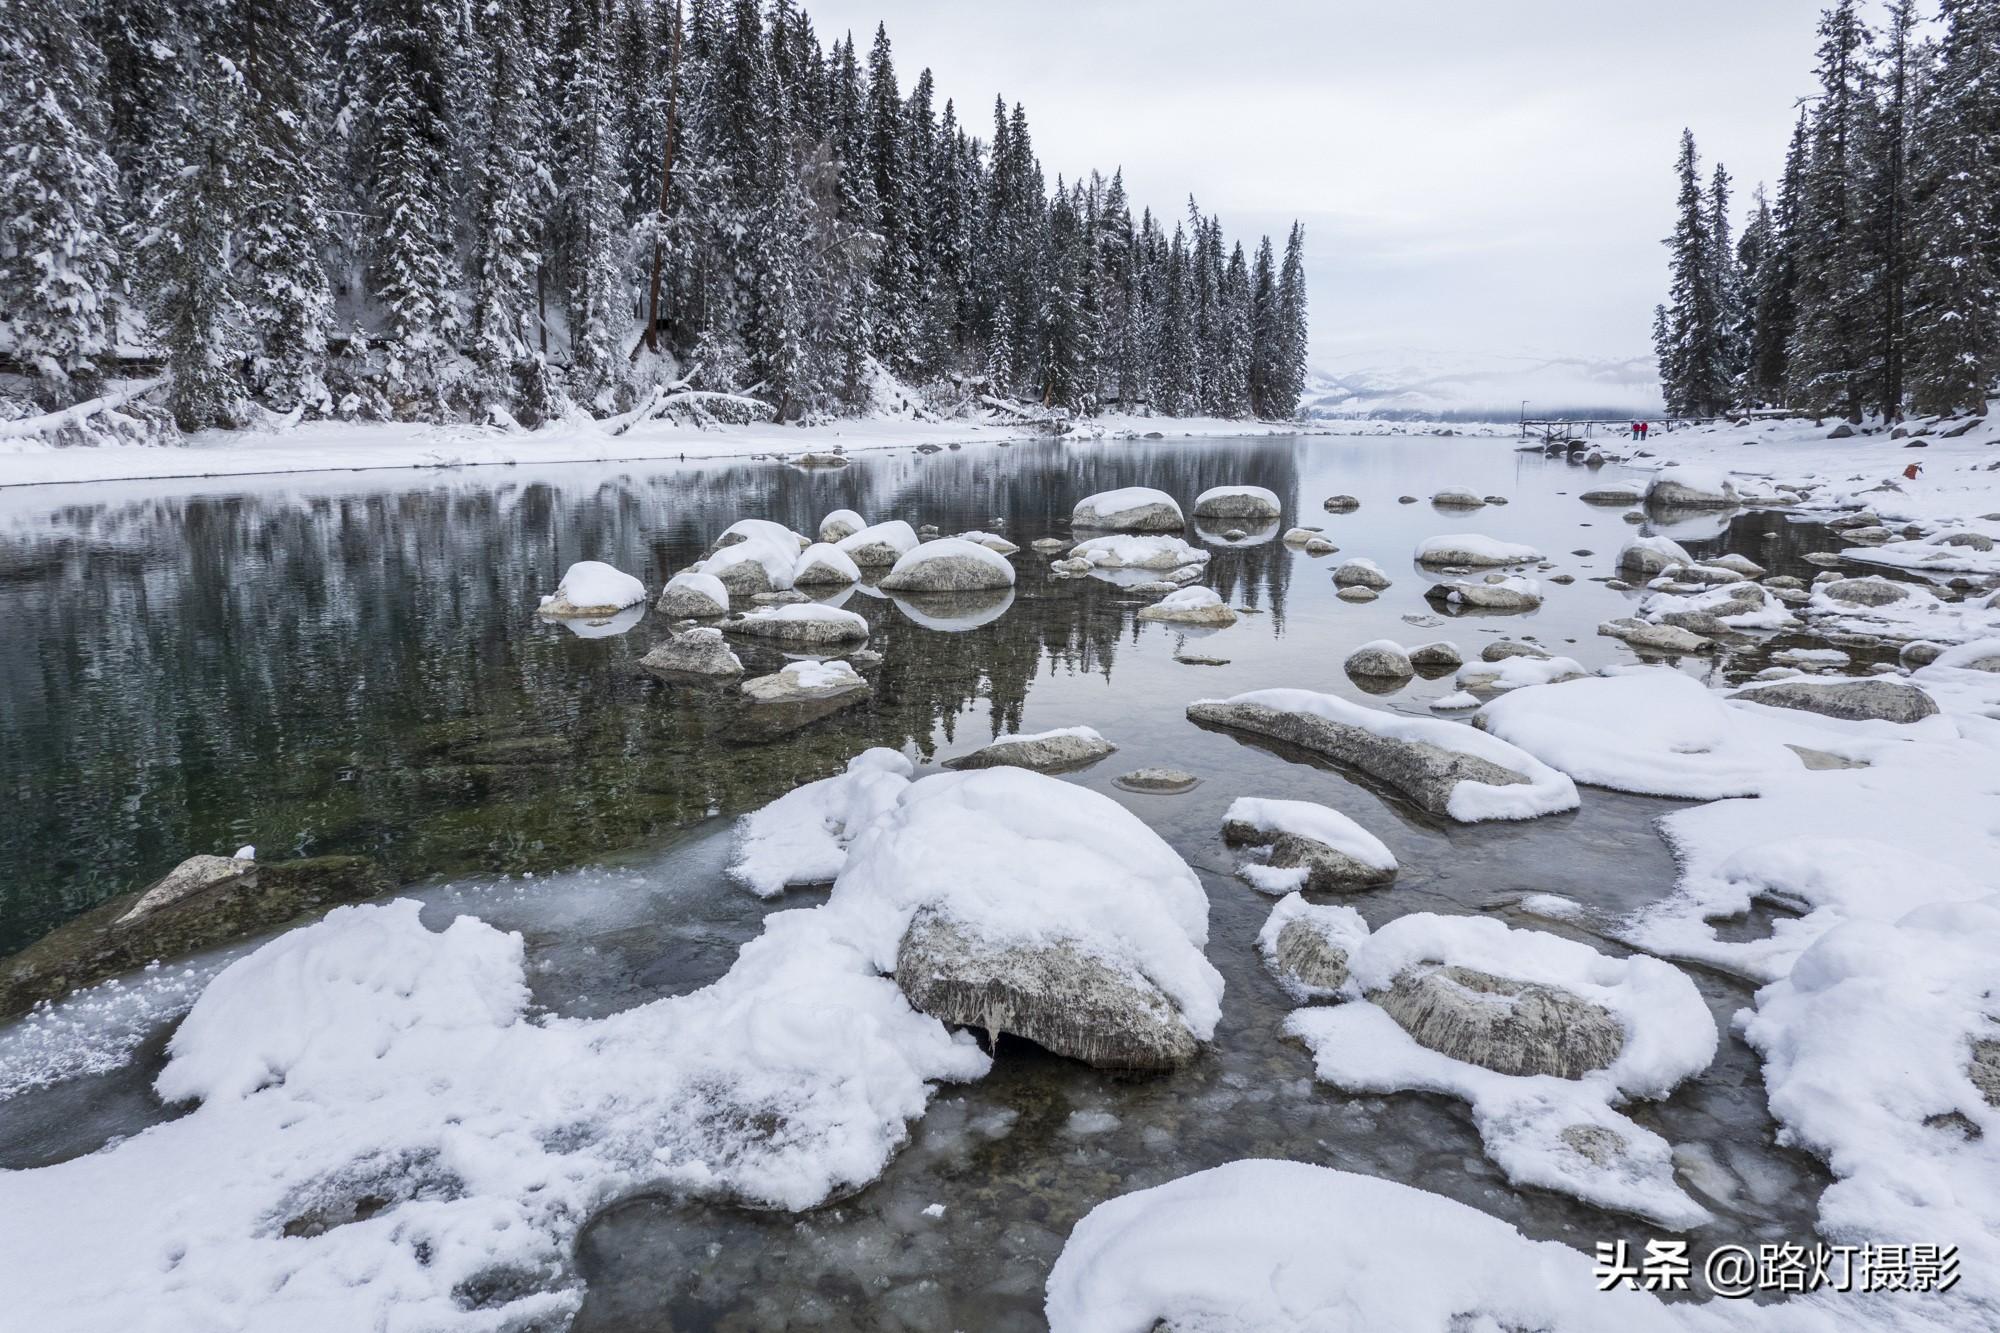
[1788,0,1873,421]
[1657,129,1729,415]
[1748,115,1810,406]
[1272,221,1309,417]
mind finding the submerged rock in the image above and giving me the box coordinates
[942,727,1116,773]
[895,908,1198,1071]
[1372,964,1625,1079]
[1732,678,1940,724]
[1114,768,1201,794]
[1,856,392,1020]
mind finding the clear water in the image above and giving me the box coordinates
[0,434,1841,1325]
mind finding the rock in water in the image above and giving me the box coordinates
[1114,768,1201,794]
[116,853,255,925]
[1191,485,1282,520]
[1270,914,1356,994]
[895,909,1198,1071]
[1072,487,1185,532]
[1136,586,1238,626]
[1332,558,1392,589]
[1428,577,1543,612]
[1372,964,1625,1079]
[639,627,744,679]
[1430,488,1486,508]
[1820,576,1910,607]
[656,571,730,618]
[818,508,866,544]
[1223,797,1398,892]
[835,520,922,567]
[791,543,862,587]
[1731,678,1939,724]
[1322,494,1361,511]
[1481,639,1550,662]
[1598,618,1711,654]
[721,603,870,645]
[1408,641,1464,672]
[1414,534,1542,567]
[942,727,1116,773]
[1645,472,1739,508]
[1344,640,1414,679]
[878,537,1017,592]
[538,560,647,617]
[740,658,871,705]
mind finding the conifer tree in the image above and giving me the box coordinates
[1788,0,1872,421]
[1657,130,1728,415]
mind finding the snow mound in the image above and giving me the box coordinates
[835,519,921,565]
[1414,533,1542,566]
[0,895,989,1330]
[878,536,1017,591]
[792,542,862,586]
[1474,670,1801,798]
[1454,653,1586,692]
[1044,1160,1682,1333]
[819,508,866,543]
[537,560,646,615]
[1740,895,2000,1297]
[696,534,798,591]
[1288,912,1717,1226]
[1846,536,2000,577]
[726,749,916,897]
[1224,797,1396,875]
[715,518,809,552]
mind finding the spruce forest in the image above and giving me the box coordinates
[0,0,1312,431]
[1655,0,2000,422]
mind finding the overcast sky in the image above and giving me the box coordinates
[798,0,1828,397]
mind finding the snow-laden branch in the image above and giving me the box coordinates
[0,379,165,440]
[610,387,775,435]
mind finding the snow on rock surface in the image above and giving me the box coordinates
[941,726,1116,773]
[834,519,920,566]
[1187,688,1578,822]
[726,749,916,897]
[1342,638,1413,678]
[791,542,862,587]
[854,768,1223,1070]
[655,569,730,617]
[1256,895,1369,998]
[1474,670,1801,798]
[721,602,870,644]
[1454,653,1586,692]
[1287,912,1717,1226]
[1135,585,1236,626]
[818,509,866,544]
[1071,486,1184,531]
[695,534,798,595]
[1617,534,1694,577]
[536,560,646,616]
[0,895,991,1331]
[1044,1161,1685,1333]
[714,518,809,552]
[1414,533,1543,566]
[1730,676,1940,724]
[953,530,1020,555]
[878,537,1017,592]
[638,626,743,678]
[740,658,871,704]
[1332,556,1391,588]
[1427,573,1543,611]
[1189,484,1280,520]
[1066,533,1209,570]
[1645,466,1739,508]
[1222,797,1397,894]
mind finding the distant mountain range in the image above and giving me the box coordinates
[1302,347,1664,422]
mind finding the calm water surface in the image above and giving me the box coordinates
[0,433,1845,1327]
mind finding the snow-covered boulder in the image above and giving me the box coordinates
[1045,1162,1683,1333]
[1343,639,1413,678]
[1453,653,1586,692]
[1257,895,1369,998]
[721,602,869,645]
[1481,639,1549,662]
[1414,534,1541,567]
[835,519,920,567]
[1332,557,1391,589]
[655,570,729,618]
[1223,797,1397,893]
[1645,467,1738,508]
[1067,534,1209,570]
[1475,670,1798,799]
[695,535,798,596]
[1819,575,1911,607]
[1187,688,1578,822]
[1430,487,1486,508]
[713,518,809,553]
[1135,585,1236,626]
[791,542,862,587]
[537,561,646,617]
[859,768,1221,1070]
[1428,575,1542,611]
[1280,526,1318,544]
[941,726,1115,773]
[1190,484,1280,520]
[740,658,871,705]
[818,509,866,544]
[638,626,743,679]
[1071,486,1184,531]
[116,852,257,926]
[725,749,914,896]
[1374,962,1625,1080]
[878,537,1016,593]
[1616,535,1692,577]
[1598,617,1710,654]
[1407,640,1463,672]
[1731,677,1940,724]
[953,530,1020,555]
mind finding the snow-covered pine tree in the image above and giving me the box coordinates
[1272,221,1309,418]
[232,0,337,415]
[1706,163,1746,398]
[1658,129,1728,416]
[469,0,557,416]
[1747,114,1810,406]
[1787,0,1873,422]
[1155,224,1198,416]
[354,0,461,410]
[0,0,124,407]
[1214,241,1253,417]
[864,24,917,375]
[1861,0,1920,418]
[1733,185,1774,406]
[556,0,630,405]
[1906,0,2000,417]
[1247,235,1278,419]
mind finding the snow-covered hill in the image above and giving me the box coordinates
[1304,346,1663,421]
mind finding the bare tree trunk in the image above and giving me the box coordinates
[639,0,683,358]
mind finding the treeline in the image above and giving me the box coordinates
[1655,0,1998,421]
[0,0,1311,430]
